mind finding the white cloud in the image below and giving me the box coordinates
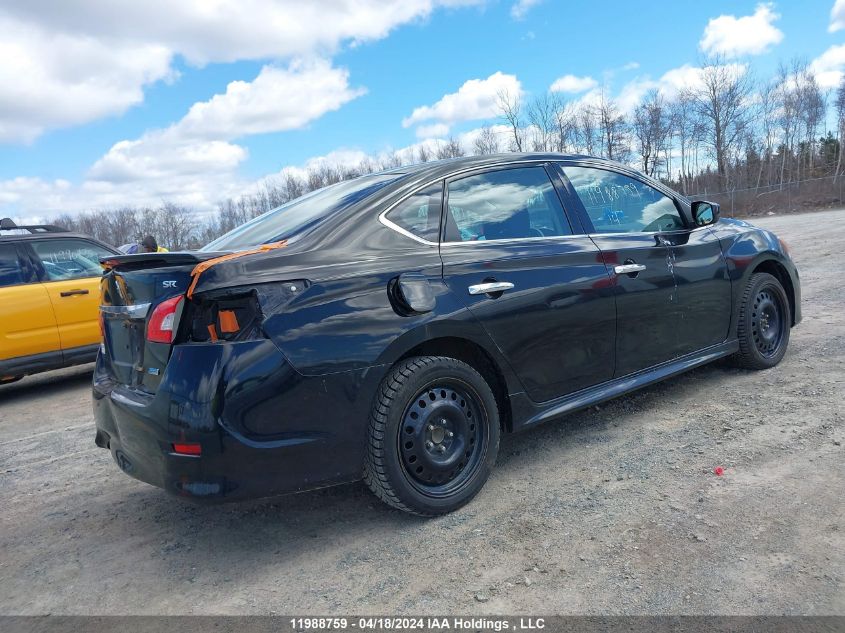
[402,72,521,135]
[510,0,543,20]
[659,65,707,95]
[699,3,783,58]
[615,81,657,114]
[0,123,516,218]
[0,15,173,143]
[1,1,484,66]
[608,62,748,115]
[831,0,845,32]
[811,44,845,89]
[0,59,366,215]
[177,60,365,141]
[0,170,249,217]
[88,59,363,183]
[415,123,451,139]
[276,149,372,183]
[0,0,484,143]
[550,74,598,94]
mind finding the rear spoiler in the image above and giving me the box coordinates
[101,242,288,297]
[100,251,229,271]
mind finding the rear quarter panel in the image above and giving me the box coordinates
[192,225,524,392]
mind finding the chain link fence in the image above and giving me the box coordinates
[688,175,845,217]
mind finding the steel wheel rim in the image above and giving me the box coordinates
[398,379,487,497]
[752,287,786,357]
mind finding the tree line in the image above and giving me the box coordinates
[48,56,845,250]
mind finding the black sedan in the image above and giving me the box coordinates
[93,154,801,515]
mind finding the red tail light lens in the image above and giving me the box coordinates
[147,295,184,344]
[172,443,201,456]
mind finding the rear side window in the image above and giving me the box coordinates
[563,166,684,233]
[444,166,572,242]
[0,244,24,287]
[384,183,442,243]
[31,239,112,281]
[203,173,399,251]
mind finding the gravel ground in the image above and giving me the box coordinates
[0,210,842,615]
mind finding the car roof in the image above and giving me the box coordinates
[0,228,119,253]
[0,230,104,242]
[384,152,612,177]
[373,153,632,194]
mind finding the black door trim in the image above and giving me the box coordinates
[0,344,99,379]
[508,339,739,431]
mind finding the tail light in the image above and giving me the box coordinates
[147,295,184,344]
[172,443,202,456]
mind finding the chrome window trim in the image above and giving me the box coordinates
[585,225,712,238]
[377,158,705,246]
[440,233,589,247]
[378,214,438,246]
[377,159,551,246]
[556,161,694,232]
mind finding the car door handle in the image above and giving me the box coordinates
[613,264,647,275]
[60,289,90,297]
[468,281,514,295]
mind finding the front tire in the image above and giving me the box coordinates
[364,356,500,516]
[731,272,791,370]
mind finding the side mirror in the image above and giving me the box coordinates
[692,200,720,227]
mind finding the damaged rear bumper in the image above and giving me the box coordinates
[93,339,384,502]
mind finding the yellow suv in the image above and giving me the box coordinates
[0,218,117,384]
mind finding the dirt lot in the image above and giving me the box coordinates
[1,210,842,616]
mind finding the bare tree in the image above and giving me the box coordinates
[691,58,753,187]
[576,103,598,155]
[632,90,672,177]
[497,89,525,152]
[526,93,556,151]
[596,91,629,161]
[153,202,196,250]
[436,137,465,159]
[283,172,305,201]
[835,76,845,181]
[473,125,501,155]
[553,98,577,153]
[754,78,779,188]
[417,143,432,163]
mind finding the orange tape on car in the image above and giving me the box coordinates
[186,241,287,299]
[218,310,240,333]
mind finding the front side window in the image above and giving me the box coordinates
[444,166,571,242]
[0,243,24,287]
[563,166,684,234]
[384,183,442,242]
[32,239,112,281]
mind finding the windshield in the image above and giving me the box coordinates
[202,173,399,251]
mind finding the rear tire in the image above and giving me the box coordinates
[731,272,791,370]
[363,356,500,516]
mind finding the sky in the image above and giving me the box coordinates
[1,0,844,219]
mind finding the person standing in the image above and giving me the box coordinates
[141,235,169,253]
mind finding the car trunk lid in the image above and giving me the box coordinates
[99,252,224,391]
